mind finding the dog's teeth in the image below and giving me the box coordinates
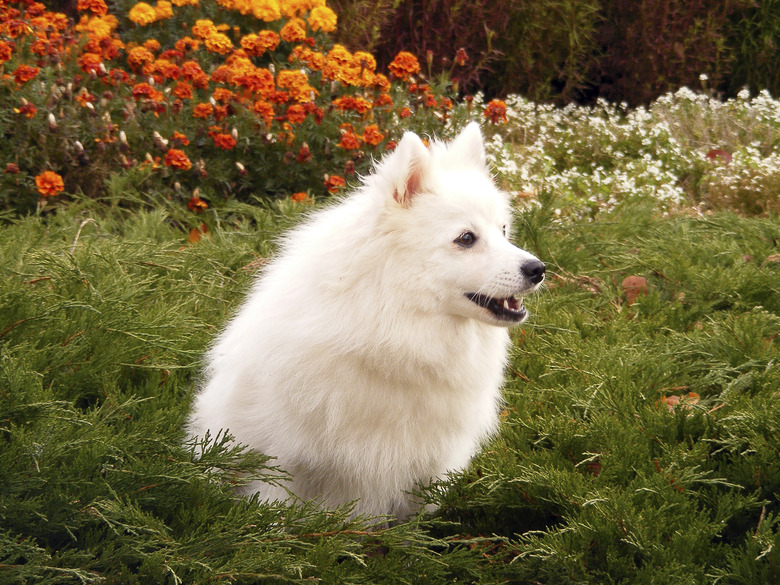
[503,299,510,310]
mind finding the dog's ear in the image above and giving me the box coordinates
[447,122,486,168]
[390,131,430,207]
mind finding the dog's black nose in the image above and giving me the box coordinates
[521,260,546,284]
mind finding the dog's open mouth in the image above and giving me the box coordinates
[465,293,527,322]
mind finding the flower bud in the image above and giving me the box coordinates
[48,113,57,130]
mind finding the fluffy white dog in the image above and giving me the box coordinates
[187,123,545,520]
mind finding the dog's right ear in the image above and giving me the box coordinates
[389,131,430,208]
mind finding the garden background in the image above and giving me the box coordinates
[0,0,779,583]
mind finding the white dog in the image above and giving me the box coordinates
[187,123,545,520]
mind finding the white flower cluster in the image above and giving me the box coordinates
[471,87,780,219]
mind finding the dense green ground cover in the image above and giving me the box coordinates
[1,197,778,584]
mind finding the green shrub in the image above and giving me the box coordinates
[591,0,742,106]
[489,0,602,103]
[726,0,780,98]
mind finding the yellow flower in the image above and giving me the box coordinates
[154,0,174,19]
[280,18,306,42]
[251,0,281,21]
[75,14,116,39]
[280,0,324,18]
[307,5,336,33]
[171,0,199,5]
[277,69,317,103]
[204,32,233,54]
[192,19,217,39]
[128,2,157,25]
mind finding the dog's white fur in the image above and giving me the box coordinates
[187,123,543,519]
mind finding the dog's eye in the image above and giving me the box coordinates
[454,231,477,247]
[502,225,507,237]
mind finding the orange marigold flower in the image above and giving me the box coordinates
[172,0,199,5]
[399,107,412,118]
[13,65,39,85]
[213,105,229,121]
[204,32,233,55]
[296,142,312,162]
[76,89,97,106]
[154,0,173,20]
[131,82,163,101]
[26,3,47,17]
[35,171,65,197]
[281,0,319,18]
[251,0,281,21]
[372,73,391,93]
[308,5,337,32]
[143,39,162,52]
[324,174,345,193]
[172,81,193,99]
[332,96,372,114]
[354,51,376,73]
[0,41,14,64]
[388,51,420,81]
[127,46,155,71]
[212,133,236,150]
[14,102,37,118]
[145,58,181,81]
[235,68,275,97]
[212,88,234,103]
[128,2,157,25]
[374,93,393,108]
[483,99,508,124]
[192,19,217,39]
[77,52,103,74]
[276,69,316,103]
[175,36,201,53]
[164,148,192,170]
[286,103,307,124]
[187,194,208,212]
[280,18,307,43]
[77,0,108,16]
[172,131,190,145]
[241,30,280,56]
[180,60,205,80]
[290,191,309,203]
[338,131,361,150]
[252,100,274,125]
[192,102,213,118]
[289,45,325,71]
[363,124,384,146]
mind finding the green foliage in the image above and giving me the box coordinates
[489,0,602,103]
[591,0,742,106]
[726,0,780,100]
[1,197,779,583]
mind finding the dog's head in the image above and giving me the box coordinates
[372,123,545,326]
